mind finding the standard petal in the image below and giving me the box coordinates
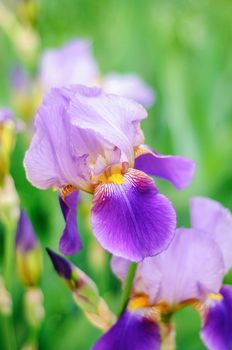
[201,285,232,350]
[190,197,232,272]
[92,310,160,350]
[69,85,147,166]
[59,190,82,255]
[91,168,176,262]
[39,39,99,90]
[24,88,91,190]
[134,145,196,190]
[139,228,225,304]
[102,73,155,108]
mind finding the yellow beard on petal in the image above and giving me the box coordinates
[128,295,149,311]
[208,292,223,301]
[107,173,124,184]
[97,165,126,185]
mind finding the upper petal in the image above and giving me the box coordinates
[102,73,155,108]
[201,285,232,350]
[39,39,99,90]
[91,168,176,262]
[92,310,161,350]
[190,197,232,272]
[134,145,196,190]
[24,88,92,190]
[59,190,82,255]
[139,228,225,304]
[69,86,147,166]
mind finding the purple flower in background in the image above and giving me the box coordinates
[102,73,155,108]
[38,38,156,108]
[39,40,99,91]
[24,85,195,260]
[15,210,42,286]
[95,197,232,350]
[0,108,13,123]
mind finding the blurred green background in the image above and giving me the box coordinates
[1,0,232,349]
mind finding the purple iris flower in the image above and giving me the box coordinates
[102,73,155,108]
[38,38,155,108]
[24,85,195,260]
[38,40,99,91]
[94,197,232,350]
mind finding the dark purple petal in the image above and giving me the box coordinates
[92,310,160,350]
[201,285,232,350]
[46,248,73,280]
[134,146,196,190]
[59,190,82,256]
[91,169,176,262]
[16,210,38,252]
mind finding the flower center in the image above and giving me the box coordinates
[97,163,129,185]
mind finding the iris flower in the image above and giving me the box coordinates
[94,197,232,350]
[38,39,155,108]
[24,85,195,260]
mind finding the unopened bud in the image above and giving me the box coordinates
[24,287,44,329]
[16,211,43,286]
[0,108,16,185]
[47,249,115,330]
[0,175,20,224]
[0,277,12,316]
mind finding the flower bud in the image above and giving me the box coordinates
[0,175,20,224]
[24,287,44,329]
[0,277,12,316]
[16,211,43,286]
[0,109,16,185]
[47,249,115,330]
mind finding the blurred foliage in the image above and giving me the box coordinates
[0,0,232,349]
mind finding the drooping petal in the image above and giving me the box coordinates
[134,145,196,190]
[139,228,225,304]
[201,285,232,350]
[16,210,38,252]
[92,310,161,350]
[190,197,232,272]
[59,190,82,255]
[69,85,147,166]
[91,168,176,262]
[39,39,99,90]
[102,73,155,108]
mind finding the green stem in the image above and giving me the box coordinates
[118,262,137,316]
[0,314,17,350]
[2,220,17,350]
